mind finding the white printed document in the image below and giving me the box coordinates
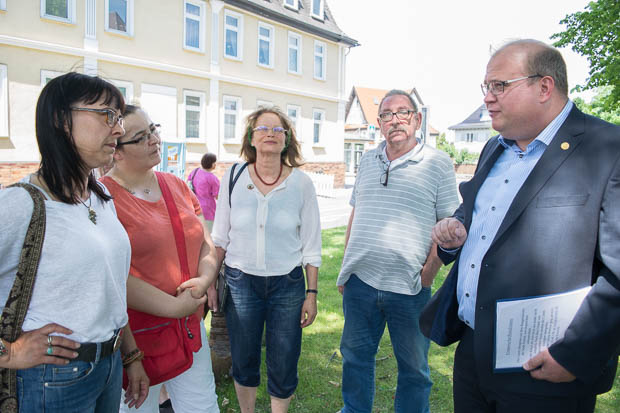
[494,286,591,372]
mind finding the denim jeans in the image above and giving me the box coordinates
[17,349,122,413]
[224,265,305,399]
[340,274,432,413]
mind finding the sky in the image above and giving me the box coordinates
[327,0,595,132]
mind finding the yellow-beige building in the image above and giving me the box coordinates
[0,0,358,186]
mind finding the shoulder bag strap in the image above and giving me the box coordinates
[156,173,191,283]
[0,182,47,412]
[228,162,249,208]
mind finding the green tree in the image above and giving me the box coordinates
[436,133,479,165]
[573,87,620,125]
[551,0,620,113]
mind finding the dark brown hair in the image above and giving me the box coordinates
[201,152,217,169]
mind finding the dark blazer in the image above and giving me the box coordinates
[420,105,620,397]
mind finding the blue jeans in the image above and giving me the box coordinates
[340,274,432,413]
[17,349,122,413]
[224,265,305,399]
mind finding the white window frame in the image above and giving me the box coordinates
[110,79,134,103]
[224,10,243,61]
[286,104,301,140]
[104,0,134,36]
[314,40,326,81]
[257,22,274,68]
[184,0,206,52]
[312,108,325,145]
[310,0,324,20]
[0,65,8,137]
[183,90,205,140]
[257,99,273,108]
[0,0,6,11]
[40,0,76,24]
[287,31,302,75]
[222,95,241,142]
[40,70,64,87]
[283,0,298,11]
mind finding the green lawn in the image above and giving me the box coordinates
[208,227,619,412]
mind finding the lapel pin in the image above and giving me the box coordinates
[560,142,570,150]
[247,184,254,190]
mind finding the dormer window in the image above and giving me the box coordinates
[311,0,324,20]
[283,0,298,10]
[480,108,491,121]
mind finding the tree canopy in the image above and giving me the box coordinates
[551,0,619,113]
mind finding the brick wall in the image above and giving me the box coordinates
[455,163,477,175]
[185,161,347,188]
[0,163,39,188]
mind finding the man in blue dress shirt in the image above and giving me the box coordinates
[420,39,620,413]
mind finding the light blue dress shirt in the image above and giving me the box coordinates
[457,100,573,329]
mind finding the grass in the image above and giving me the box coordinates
[207,227,619,412]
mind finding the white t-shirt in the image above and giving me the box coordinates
[0,179,131,342]
[212,167,322,276]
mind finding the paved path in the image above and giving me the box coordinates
[317,187,353,230]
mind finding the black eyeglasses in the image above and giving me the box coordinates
[117,124,161,146]
[380,161,390,186]
[71,107,124,128]
[378,109,415,122]
[481,74,542,96]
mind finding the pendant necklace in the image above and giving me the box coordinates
[80,195,97,225]
[253,163,283,186]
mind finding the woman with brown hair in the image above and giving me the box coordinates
[211,106,321,413]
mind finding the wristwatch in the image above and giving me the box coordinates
[0,338,8,357]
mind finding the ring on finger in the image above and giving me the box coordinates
[47,335,53,346]
[46,346,53,356]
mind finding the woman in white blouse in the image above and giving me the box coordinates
[211,106,321,413]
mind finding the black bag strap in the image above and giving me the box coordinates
[228,162,249,208]
[0,183,47,412]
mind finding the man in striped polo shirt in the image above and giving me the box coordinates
[337,89,459,413]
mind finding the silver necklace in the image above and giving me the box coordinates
[80,195,97,225]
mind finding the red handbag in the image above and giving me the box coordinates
[123,173,202,387]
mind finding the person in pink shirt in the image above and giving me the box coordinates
[188,153,220,233]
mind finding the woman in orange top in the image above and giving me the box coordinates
[101,105,219,413]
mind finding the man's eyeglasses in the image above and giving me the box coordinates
[253,126,287,136]
[380,161,391,187]
[481,74,542,96]
[117,124,161,147]
[71,107,124,128]
[378,109,415,122]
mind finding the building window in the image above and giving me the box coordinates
[184,0,205,51]
[40,70,64,86]
[354,144,364,173]
[287,105,300,137]
[0,0,6,11]
[314,40,326,80]
[224,10,243,60]
[288,32,302,75]
[466,132,474,142]
[184,91,205,139]
[41,0,76,23]
[257,22,274,68]
[105,0,133,36]
[257,99,273,108]
[344,143,352,173]
[312,109,324,144]
[223,96,241,141]
[283,0,298,10]
[0,65,8,137]
[311,0,323,19]
[110,79,134,103]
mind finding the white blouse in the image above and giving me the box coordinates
[212,167,322,276]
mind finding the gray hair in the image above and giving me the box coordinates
[378,89,418,114]
[493,39,568,96]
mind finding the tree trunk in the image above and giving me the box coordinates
[208,311,232,381]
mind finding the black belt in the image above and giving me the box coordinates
[74,330,122,363]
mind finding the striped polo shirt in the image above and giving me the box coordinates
[337,140,459,295]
